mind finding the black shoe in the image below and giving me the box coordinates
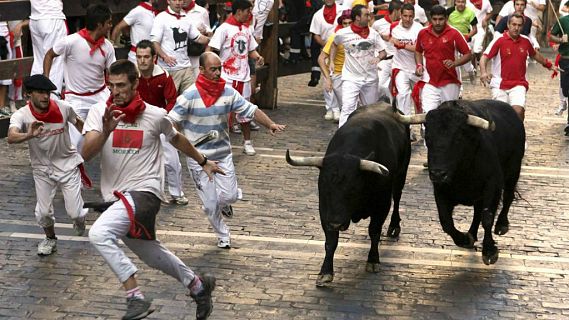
[122,297,154,320]
[423,161,428,169]
[564,124,569,136]
[190,274,217,320]
[221,205,234,218]
[308,78,319,87]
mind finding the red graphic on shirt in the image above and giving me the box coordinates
[112,129,143,149]
[223,56,239,75]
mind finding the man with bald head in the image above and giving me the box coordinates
[168,52,286,249]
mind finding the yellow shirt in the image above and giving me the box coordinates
[351,0,369,7]
[322,34,345,75]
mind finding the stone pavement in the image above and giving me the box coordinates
[1,55,569,319]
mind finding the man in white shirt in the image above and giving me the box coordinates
[183,0,213,77]
[309,0,345,87]
[390,4,424,118]
[43,4,116,150]
[83,60,223,320]
[252,0,275,42]
[372,1,402,103]
[8,75,88,256]
[207,0,265,156]
[467,0,493,69]
[151,0,210,93]
[11,0,67,95]
[331,4,387,127]
[111,1,158,63]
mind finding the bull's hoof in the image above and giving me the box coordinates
[316,274,334,287]
[386,225,401,238]
[482,247,499,265]
[365,262,380,273]
[455,232,475,249]
[494,223,509,235]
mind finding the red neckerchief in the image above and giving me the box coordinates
[384,14,393,24]
[334,24,344,32]
[351,23,370,39]
[77,28,106,57]
[470,0,483,10]
[28,99,63,123]
[139,1,159,15]
[323,3,337,25]
[245,14,253,27]
[225,14,246,30]
[195,74,227,108]
[183,1,195,11]
[166,6,185,19]
[106,93,146,124]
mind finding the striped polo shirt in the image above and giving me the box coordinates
[168,84,258,160]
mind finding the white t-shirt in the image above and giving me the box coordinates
[53,33,116,94]
[209,22,258,82]
[0,22,8,37]
[467,0,493,28]
[123,4,156,47]
[150,7,202,72]
[391,21,423,73]
[415,4,428,25]
[185,4,212,33]
[30,0,66,20]
[9,100,83,174]
[372,17,396,56]
[524,0,546,20]
[334,27,386,82]
[560,0,569,17]
[83,102,177,202]
[309,5,344,41]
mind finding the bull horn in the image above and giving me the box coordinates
[392,112,426,124]
[360,159,390,176]
[285,149,323,167]
[466,115,496,131]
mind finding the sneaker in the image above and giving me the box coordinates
[122,297,154,320]
[555,102,567,116]
[243,141,256,156]
[217,238,231,249]
[190,274,217,320]
[37,238,57,256]
[324,110,333,121]
[73,217,86,236]
[171,193,189,205]
[250,121,260,131]
[332,110,340,122]
[231,123,241,134]
[221,205,233,218]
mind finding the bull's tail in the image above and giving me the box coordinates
[514,189,532,207]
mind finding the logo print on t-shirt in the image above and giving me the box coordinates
[112,129,143,154]
[171,27,188,50]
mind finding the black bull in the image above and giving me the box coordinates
[423,100,525,265]
[286,104,411,286]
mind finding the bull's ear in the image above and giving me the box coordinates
[364,151,375,160]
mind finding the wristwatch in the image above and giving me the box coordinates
[198,154,208,166]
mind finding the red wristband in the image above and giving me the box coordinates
[416,64,423,69]
[544,59,553,69]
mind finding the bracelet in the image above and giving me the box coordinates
[198,154,208,166]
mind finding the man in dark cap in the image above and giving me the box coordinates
[7,74,89,256]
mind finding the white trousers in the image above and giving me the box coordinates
[89,192,197,285]
[65,88,110,150]
[491,85,526,108]
[29,19,67,94]
[395,70,421,115]
[421,83,460,113]
[160,134,184,197]
[33,167,86,228]
[187,153,238,241]
[378,59,393,102]
[339,80,379,127]
[323,74,342,112]
[472,27,487,54]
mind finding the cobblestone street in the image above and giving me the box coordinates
[1,54,569,319]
